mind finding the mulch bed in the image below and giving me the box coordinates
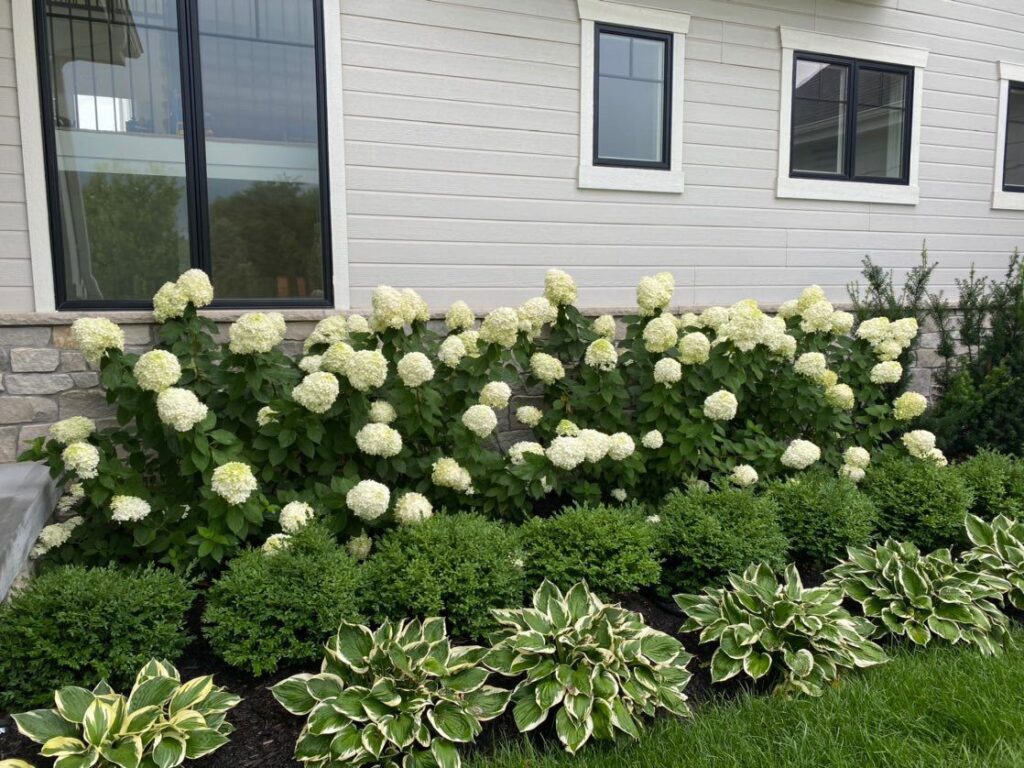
[0,592,755,767]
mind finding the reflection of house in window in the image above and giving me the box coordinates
[74,95,134,132]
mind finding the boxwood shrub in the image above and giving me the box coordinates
[955,450,1024,520]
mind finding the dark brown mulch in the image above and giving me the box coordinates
[0,591,748,767]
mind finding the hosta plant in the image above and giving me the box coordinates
[827,539,1012,656]
[674,563,888,697]
[964,514,1024,609]
[11,659,239,768]
[271,618,509,768]
[485,580,693,754]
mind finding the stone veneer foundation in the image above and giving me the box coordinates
[0,306,947,464]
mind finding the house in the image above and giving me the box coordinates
[0,0,1022,457]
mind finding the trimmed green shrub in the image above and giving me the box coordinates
[765,471,878,570]
[655,488,788,595]
[516,503,661,596]
[202,524,364,676]
[956,450,1024,520]
[0,566,192,711]
[862,455,973,550]
[362,513,526,640]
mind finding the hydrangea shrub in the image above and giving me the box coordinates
[22,267,928,567]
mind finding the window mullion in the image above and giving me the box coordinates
[176,0,210,274]
[846,60,858,181]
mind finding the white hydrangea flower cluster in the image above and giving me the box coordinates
[544,268,578,306]
[730,465,759,487]
[347,479,391,521]
[781,439,821,470]
[518,297,557,337]
[445,301,475,331]
[370,286,407,330]
[480,381,512,409]
[257,406,277,427]
[508,441,545,465]
[62,441,100,479]
[263,533,292,554]
[556,419,580,437]
[794,352,828,383]
[678,332,711,365]
[698,306,729,331]
[402,289,430,324]
[902,429,946,465]
[292,371,340,414]
[584,338,618,371]
[397,352,435,387]
[228,312,286,354]
[355,423,403,457]
[280,501,314,533]
[703,390,738,421]
[857,316,919,360]
[32,517,83,558]
[110,495,151,523]
[799,298,835,334]
[211,462,258,505]
[643,315,678,353]
[347,533,373,560]
[368,400,397,424]
[870,360,903,384]
[479,307,520,348]
[56,482,85,514]
[299,355,323,374]
[653,357,682,387]
[516,405,543,428]
[177,269,215,308]
[611,489,628,502]
[458,330,481,357]
[831,311,855,335]
[395,492,433,525]
[825,383,855,411]
[636,273,674,316]
[678,312,700,329]
[304,316,349,352]
[347,314,370,334]
[49,416,95,445]
[530,352,565,384]
[152,281,189,324]
[462,404,498,438]
[320,342,354,374]
[578,429,611,463]
[641,430,664,449]
[344,350,389,392]
[716,299,768,352]
[545,436,586,470]
[608,432,635,460]
[133,350,182,393]
[71,317,125,365]
[593,315,617,339]
[432,457,473,493]
[438,335,468,368]
[840,446,871,482]
[840,465,866,483]
[893,391,927,421]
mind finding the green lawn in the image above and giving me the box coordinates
[471,632,1024,768]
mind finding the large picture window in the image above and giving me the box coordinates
[1002,82,1024,192]
[790,53,913,185]
[35,0,332,308]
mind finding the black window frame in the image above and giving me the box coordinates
[1002,80,1024,193]
[593,22,673,171]
[33,0,335,311]
[789,51,914,186]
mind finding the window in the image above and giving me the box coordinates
[576,0,688,193]
[778,28,928,206]
[790,54,912,184]
[35,0,332,308]
[993,62,1024,210]
[594,24,671,169]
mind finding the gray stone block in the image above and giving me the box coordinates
[10,348,60,372]
[17,423,50,453]
[58,390,114,419]
[0,425,17,463]
[0,462,59,600]
[0,396,58,425]
[58,350,88,372]
[4,373,75,395]
[0,327,51,346]
[71,372,100,388]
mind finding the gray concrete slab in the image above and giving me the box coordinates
[0,462,57,600]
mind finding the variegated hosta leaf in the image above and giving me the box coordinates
[676,562,888,697]
[273,617,506,767]
[12,659,238,768]
[965,514,1024,609]
[489,580,692,753]
[828,538,1013,656]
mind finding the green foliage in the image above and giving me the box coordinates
[675,563,888,697]
[12,659,238,768]
[362,513,526,640]
[964,514,1024,611]
[516,504,660,596]
[861,455,973,550]
[656,488,788,595]
[765,471,877,570]
[0,567,193,711]
[271,618,508,768]
[827,539,1012,655]
[955,450,1024,519]
[202,524,364,676]
[486,580,693,755]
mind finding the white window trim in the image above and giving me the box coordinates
[776,27,928,206]
[576,0,689,194]
[11,0,351,311]
[993,61,1024,211]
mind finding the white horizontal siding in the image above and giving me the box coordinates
[0,0,29,311]
[341,0,1024,310]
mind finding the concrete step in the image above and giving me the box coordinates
[0,462,58,600]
